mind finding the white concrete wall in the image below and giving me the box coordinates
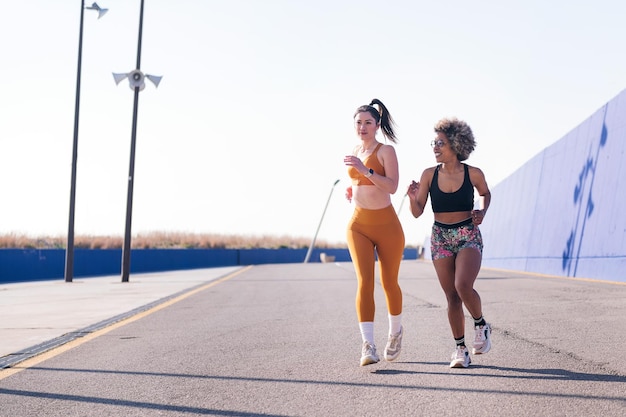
[480,89,626,282]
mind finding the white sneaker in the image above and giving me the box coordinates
[472,323,492,355]
[450,346,471,368]
[384,326,403,361]
[360,341,380,366]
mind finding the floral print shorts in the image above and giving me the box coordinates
[430,218,483,260]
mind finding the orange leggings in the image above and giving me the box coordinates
[347,205,405,322]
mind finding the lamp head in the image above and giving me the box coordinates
[113,70,162,91]
[146,74,163,88]
[112,72,128,85]
[85,2,108,19]
[128,69,145,91]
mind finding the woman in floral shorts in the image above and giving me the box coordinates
[406,117,492,369]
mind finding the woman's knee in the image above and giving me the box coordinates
[380,273,400,290]
[445,290,462,307]
[381,283,402,304]
[357,281,375,296]
[454,277,476,298]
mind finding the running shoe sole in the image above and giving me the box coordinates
[360,355,380,366]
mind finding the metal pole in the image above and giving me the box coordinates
[304,179,340,263]
[121,0,145,282]
[65,0,86,283]
[121,90,140,282]
[396,192,408,215]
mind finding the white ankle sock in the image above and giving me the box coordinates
[388,313,402,335]
[359,322,374,344]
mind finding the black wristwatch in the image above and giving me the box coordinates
[364,168,374,178]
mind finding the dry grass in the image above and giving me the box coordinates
[0,232,347,250]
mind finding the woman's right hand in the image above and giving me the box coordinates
[343,155,366,173]
[345,186,353,203]
[407,180,419,199]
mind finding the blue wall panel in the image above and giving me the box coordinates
[480,89,626,282]
[75,249,120,277]
[0,247,418,284]
[0,250,65,281]
[130,249,238,273]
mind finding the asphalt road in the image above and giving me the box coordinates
[0,261,624,416]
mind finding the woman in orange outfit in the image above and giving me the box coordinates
[343,99,405,366]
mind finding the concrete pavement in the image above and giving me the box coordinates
[0,266,242,368]
[0,261,625,416]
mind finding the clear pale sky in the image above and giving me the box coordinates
[1,0,625,247]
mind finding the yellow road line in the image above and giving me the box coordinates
[0,266,251,380]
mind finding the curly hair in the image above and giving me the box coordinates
[434,117,475,161]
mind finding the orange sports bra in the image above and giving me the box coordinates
[348,143,385,186]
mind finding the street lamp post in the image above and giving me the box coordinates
[304,179,340,263]
[113,0,161,282]
[65,1,108,283]
[396,192,408,215]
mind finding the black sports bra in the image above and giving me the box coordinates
[429,164,474,213]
